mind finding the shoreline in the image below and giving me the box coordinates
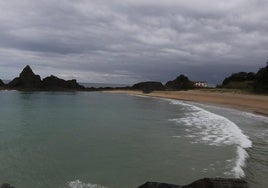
[104,89,268,117]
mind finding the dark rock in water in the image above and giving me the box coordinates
[138,178,249,188]
[8,65,42,89]
[132,81,165,92]
[138,182,181,188]
[43,75,85,90]
[0,79,5,87]
[165,74,194,91]
[186,178,249,188]
[0,183,15,188]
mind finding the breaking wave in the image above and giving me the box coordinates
[67,180,107,188]
[167,99,252,178]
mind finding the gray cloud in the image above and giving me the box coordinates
[0,0,267,84]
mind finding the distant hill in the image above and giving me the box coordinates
[165,74,194,90]
[220,62,268,93]
[132,81,165,93]
[254,64,268,93]
[131,74,194,92]
[221,72,255,90]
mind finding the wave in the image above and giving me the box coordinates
[67,180,107,188]
[167,99,252,178]
[239,111,268,123]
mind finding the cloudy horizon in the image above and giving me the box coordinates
[0,0,267,85]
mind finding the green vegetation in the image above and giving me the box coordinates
[219,62,268,94]
[165,74,194,90]
[254,64,268,93]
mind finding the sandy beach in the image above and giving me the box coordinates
[105,90,268,116]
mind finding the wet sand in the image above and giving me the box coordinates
[105,90,268,116]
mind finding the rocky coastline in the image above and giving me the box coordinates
[0,65,194,92]
[0,65,85,91]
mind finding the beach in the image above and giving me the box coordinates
[105,90,268,116]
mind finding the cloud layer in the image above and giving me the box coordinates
[0,0,267,84]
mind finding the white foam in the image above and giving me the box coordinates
[233,146,249,177]
[67,180,107,188]
[167,99,252,178]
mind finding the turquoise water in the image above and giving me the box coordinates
[0,91,267,188]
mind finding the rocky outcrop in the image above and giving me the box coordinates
[0,79,5,87]
[8,65,42,89]
[132,81,165,93]
[138,178,249,188]
[6,65,85,91]
[165,75,194,91]
[43,75,84,90]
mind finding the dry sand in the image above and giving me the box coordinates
[105,90,268,116]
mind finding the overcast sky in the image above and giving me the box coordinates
[0,0,267,85]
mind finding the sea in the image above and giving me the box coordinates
[0,91,267,188]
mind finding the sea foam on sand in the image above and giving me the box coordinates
[167,99,252,178]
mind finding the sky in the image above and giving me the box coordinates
[0,0,267,85]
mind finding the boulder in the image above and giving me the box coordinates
[43,75,85,90]
[138,182,180,188]
[8,65,42,89]
[132,81,165,92]
[138,178,249,188]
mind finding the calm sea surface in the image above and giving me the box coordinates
[0,91,267,188]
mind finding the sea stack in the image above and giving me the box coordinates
[8,65,42,89]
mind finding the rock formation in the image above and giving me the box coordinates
[43,75,84,90]
[132,81,165,93]
[0,79,5,87]
[138,178,249,188]
[6,65,85,91]
[8,65,42,89]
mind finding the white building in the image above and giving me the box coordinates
[194,81,208,88]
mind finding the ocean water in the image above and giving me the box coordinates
[0,91,267,188]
